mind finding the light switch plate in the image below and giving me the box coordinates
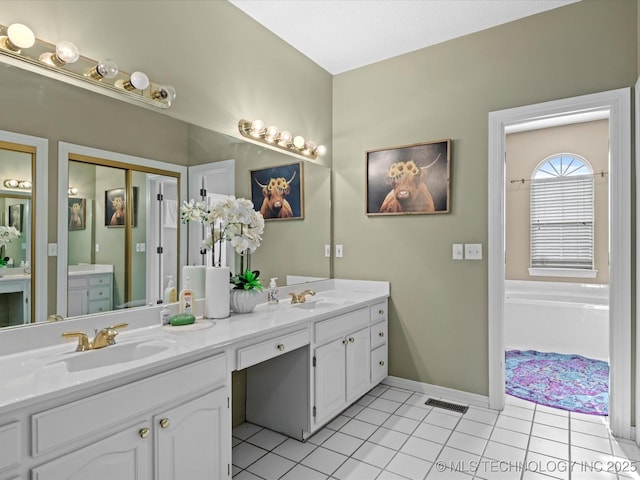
[335,244,343,258]
[47,243,57,256]
[452,244,463,260]
[465,243,482,260]
[324,245,331,257]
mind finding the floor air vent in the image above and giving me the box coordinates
[425,398,469,414]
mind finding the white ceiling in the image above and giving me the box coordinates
[229,0,579,74]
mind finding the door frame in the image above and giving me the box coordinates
[488,88,631,438]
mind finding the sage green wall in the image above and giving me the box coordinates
[332,0,637,396]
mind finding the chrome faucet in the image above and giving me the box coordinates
[62,323,128,352]
[289,290,316,304]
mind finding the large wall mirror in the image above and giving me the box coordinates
[0,130,47,327]
[0,59,331,329]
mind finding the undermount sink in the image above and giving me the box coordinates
[48,340,170,372]
[292,299,350,311]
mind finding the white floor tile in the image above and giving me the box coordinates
[246,452,296,480]
[489,426,529,450]
[232,442,268,469]
[307,427,335,446]
[524,451,569,480]
[233,422,263,440]
[455,418,493,439]
[571,411,609,424]
[502,403,535,421]
[535,404,569,417]
[424,410,460,430]
[571,431,612,454]
[405,393,432,409]
[482,440,526,464]
[446,431,488,455]
[301,446,348,476]
[535,411,568,429]
[272,438,317,463]
[368,427,410,450]
[342,403,365,418]
[394,403,429,421]
[352,441,396,469]
[322,431,365,456]
[495,414,532,434]
[435,446,480,474]
[340,418,378,440]
[413,422,453,444]
[380,388,413,403]
[382,414,420,434]
[527,436,569,460]
[333,457,382,479]
[232,437,242,448]
[611,437,640,461]
[232,464,242,477]
[233,470,263,480]
[369,384,390,397]
[355,407,392,426]
[369,397,403,414]
[327,414,351,431]
[531,422,569,444]
[245,428,287,451]
[400,436,443,462]
[465,407,499,426]
[377,470,411,480]
[426,466,473,479]
[385,451,432,480]
[356,394,377,407]
[279,464,329,480]
[506,395,536,409]
[570,418,610,438]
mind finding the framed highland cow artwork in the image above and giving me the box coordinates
[250,162,304,221]
[366,139,451,215]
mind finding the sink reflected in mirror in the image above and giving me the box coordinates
[48,340,170,372]
[292,298,352,311]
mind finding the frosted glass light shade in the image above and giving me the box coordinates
[55,40,80,64]
[129,71,149,90]
[95,59,118,79]
[6,23,35,50]
[292,136,305,149]
[316,145,328,156]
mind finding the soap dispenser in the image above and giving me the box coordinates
[267,277,279,304]
[164,275,177,303]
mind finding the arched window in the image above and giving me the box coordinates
[530,154,594,271]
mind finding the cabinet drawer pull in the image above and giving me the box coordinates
[159,418,170,428]
[277,343,285,351]
[378,309,384,315]
[379,361,385,366]
[342,339,348,345]
[139,427,150,438]
[378,331,384,337]
[348,337,355,343]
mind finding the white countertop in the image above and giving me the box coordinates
[0,279,389,412]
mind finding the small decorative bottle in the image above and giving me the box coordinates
[267,277,279,304]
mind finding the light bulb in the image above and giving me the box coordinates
[68,187,79,195]
[19,181,31,189]
[250,120,265,138]
[5,23,35,51]
[55,40,80,64]
[265,125,279,142]
[129,71,149,90]
[89,59,119,79]
[292,136,305,150]
[152,85,177,102]
[278,131,292,146]
[3,179,18,188]
[304,141,317,155]
[316,145,327,156]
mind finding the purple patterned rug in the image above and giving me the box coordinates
[505,350,609,416]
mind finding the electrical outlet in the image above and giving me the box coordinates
[324,244,331,257]
[136,243,146,252]
[452,244,463,260]
[465,243,483,260]
[47,243,57,256]
[95,244,100,253]
[335,244,343,258]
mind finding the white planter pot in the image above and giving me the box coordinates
[230,289,261,314]
[205,266,230,319]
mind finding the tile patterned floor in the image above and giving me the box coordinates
[232,384,640,479]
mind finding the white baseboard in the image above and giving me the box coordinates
[382,376,491,410]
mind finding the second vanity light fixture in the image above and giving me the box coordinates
[0,23,176,109]
[4,179,32,190]
[238,119,327,160]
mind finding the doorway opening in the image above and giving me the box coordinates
[488,88,631,438]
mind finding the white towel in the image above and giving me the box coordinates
[164,199,178,228]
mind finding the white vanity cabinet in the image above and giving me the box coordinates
[67,271,113,316]
[26,353,231,480]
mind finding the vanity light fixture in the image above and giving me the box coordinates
[68,187,79,195]
[0,22,176,109]
[3,179,31,190]
[238,119,327,160]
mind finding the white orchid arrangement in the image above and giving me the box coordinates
[0,226,20,267]
[181,196,265,267]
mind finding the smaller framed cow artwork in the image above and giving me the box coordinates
[366,139,451,216]
[250,162,304,220]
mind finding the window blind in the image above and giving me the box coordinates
[530,175,594,269]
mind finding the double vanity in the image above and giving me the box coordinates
[0,279,389,480]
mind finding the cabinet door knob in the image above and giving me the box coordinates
[378,332,384,337]
[277,344,285,351]
[379,361,385,366]
[348,337,354,343]
[139,427,150,439]
[159,418,170,429]
[342,339,348,345]
[378,309,384,315]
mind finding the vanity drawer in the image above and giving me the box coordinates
[68,277,89,289]
[314,308,369,345]
[237,328,309,370]
[371,344,388,384]
[32,353,226,456]
[370,302,387,324]
[88,300,111,314]
[88,285,111,301]
[89,275,112,287]
[370,320,387,350]
[0,421,20,472]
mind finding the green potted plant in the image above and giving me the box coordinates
[229,269,263,313]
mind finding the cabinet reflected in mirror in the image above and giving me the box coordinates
[0,132,47,327]
[59,144,186,318]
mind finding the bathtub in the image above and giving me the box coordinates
[504,280,609,362]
